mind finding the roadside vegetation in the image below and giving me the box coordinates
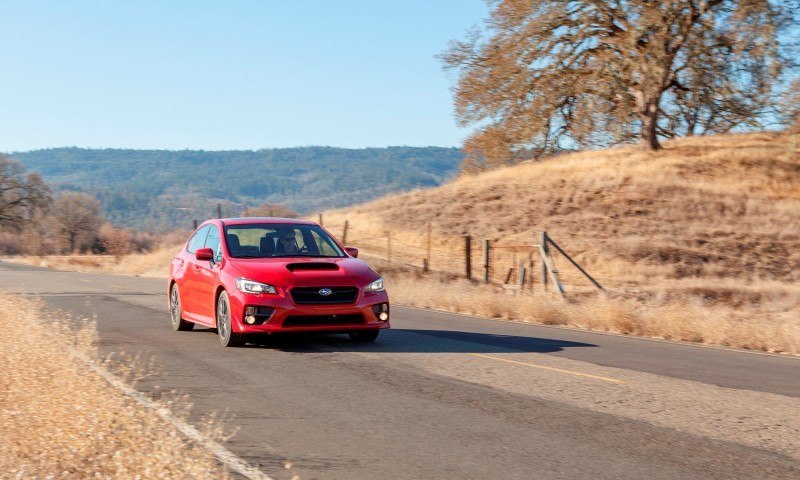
[8,132,798,354]
[0,294,231,479]
[323,131,800,355]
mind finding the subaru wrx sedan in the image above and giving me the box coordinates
[168,218,390,347]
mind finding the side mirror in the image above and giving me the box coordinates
[345,247,359,258]
[196,248,214,261]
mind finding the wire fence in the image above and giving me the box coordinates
[321,217,605,298]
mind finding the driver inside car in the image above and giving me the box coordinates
[275,229,302,254]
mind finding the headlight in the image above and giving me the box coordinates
[235,278,277,295]
[364,277,385,293]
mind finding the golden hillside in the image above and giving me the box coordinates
[327,132,798,281]
[322,132,799,351]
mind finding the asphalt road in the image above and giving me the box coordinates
[2,261,799,480]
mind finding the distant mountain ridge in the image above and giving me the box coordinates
[10,146,463,229]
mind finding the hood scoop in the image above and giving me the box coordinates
[286,262,340,272]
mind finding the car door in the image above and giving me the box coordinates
[194,224,222,321]
[182,225,211,319]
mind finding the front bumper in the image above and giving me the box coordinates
[228,289,390,334]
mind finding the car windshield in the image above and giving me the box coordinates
[223,223,346,259]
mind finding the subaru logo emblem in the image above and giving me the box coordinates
[318,288,333,296]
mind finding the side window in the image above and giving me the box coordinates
[204,226,222,259]
[311,230,339,256]
[186,225,211,253]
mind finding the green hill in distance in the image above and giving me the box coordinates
[9,146,463,230]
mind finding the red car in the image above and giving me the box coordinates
[168,217,390,347]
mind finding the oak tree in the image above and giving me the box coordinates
[441,0,797,169]
[0,155,51,229]
[56,192,104,253]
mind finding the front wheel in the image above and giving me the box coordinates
[349,330,379,343]
[216,291,244,347]
[170,284,193,331]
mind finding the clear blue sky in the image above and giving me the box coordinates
[0,1,488,152]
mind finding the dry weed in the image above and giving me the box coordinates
[3,244,175,278]
[323,132,799,354]
[0,294,233,479]
[382,268,799,354]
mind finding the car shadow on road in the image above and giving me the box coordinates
[240,328,596,354]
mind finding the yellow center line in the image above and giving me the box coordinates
[79,279,91,283]
[109,284,122,288]
[468,353,626,385]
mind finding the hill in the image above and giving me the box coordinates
[9,146,463,229]
[321,131,799,352]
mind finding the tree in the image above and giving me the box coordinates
[441,0,797,169]
[0,155,51,229]
[782,77,800,130]
[55,192,104,253]
[99,223,134,259]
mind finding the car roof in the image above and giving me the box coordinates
[217,217,317,226]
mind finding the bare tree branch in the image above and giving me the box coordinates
[440,0,796,169]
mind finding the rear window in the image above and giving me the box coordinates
[223,223,345,259]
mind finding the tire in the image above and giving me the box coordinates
[216,291,244,347]
[349,330,379,343]
[170,284,193,331]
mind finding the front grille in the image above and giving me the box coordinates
[282,314,364,327]
[290,286,358,305]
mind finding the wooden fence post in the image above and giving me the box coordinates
[542,232,567,300]
[546,235,605,291]
[528,255,535,290]
[540,232,549,290]
[217,203,222,219]
[318,213,323,226]
[504,267,514,284]
[342,220,349,245]
[465,235,472,280]
[192,219,198,230]
[426,223,431,270]
[483,239,491,284]
[518,260,526,288]
[387,228,392,264]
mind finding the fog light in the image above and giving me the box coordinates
[372,303,390,321]
[245,306,255,315]
[245,315,257,325]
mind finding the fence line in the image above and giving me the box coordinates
[327,218,604,299]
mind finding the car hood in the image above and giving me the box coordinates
[225,257,378,287]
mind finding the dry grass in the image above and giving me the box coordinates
[3,244,177,278]
[6,132,798,353]
[323,131,800,354]
[0,294,232,479]
[381,268,800,354]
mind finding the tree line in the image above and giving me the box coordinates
[10,146,463,230]
[441,0,800,170]
[0,155,154,256]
